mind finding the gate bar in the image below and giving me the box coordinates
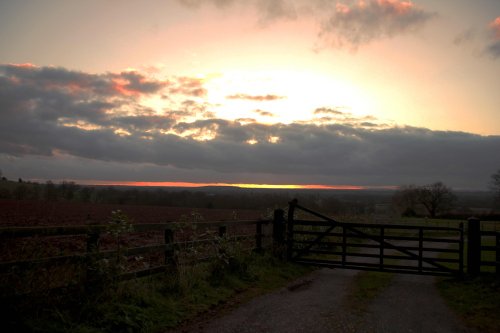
[292,202,459,274]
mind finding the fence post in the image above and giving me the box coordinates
[459,223,464,278]
[496,233,500,278]
[467,217,481,277]
[86,216,101,290]
[85,214,101,291]
[418,227,423,273]
[287,199,297,261]
[272,209,286,258]
[218,226,227,238]
[86,230,100,253]
[255,221,263,253]
[273,209,285,245]
[342,226,347,267]
[381,226,386,270]
[164,228,176,268]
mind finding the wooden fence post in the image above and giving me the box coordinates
[255,221,263,253]
[86,230,100,253]
[164,228,176,268]
[459,222,464,278]
[342,226,346,267]
[273,209,285,245]
[418,227,423,273]
[496,233,500,278]
[287,199,297,261]
[272,209,286,258]
[467,217,481,277]
[218,226,227,238]
[381,226,386,270]
[85,219,101,290]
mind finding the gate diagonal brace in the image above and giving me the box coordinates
[293,224,337,260]
[292,203,456,274]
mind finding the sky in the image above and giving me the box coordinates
[0,0,499,190]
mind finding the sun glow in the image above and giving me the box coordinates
[204,69,371,124]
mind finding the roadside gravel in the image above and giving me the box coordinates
[171,267,473,333]
[354,273,472,333]
[171,268,357,333]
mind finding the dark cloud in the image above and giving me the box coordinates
[169,77,207,97]
[314,107,344,115]
[235,118,257,124]
[178,0,234,9]
[255,0,299,23]
[318,0,436,49]
[112,71,167,95]
[486,41,500,58]
[177,0,436,49]
[1,63,499,189]
[453,28,476,46]
[226,93,286,101]
[310,108,384,128]
[485,17,500,59]
[254,109,275,117]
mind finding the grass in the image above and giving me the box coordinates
[437,276,500,333]
[344,270,394,314]
[436,236,500,332]
[4,252,312,333]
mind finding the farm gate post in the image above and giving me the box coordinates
[255,221,263,253]
[287,199,297,261]
[272,209,286,258]
[467,217,481,277]
[497,233,500,278]
[164,228,177,272]
[218,226,227,237]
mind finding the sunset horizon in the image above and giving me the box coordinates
[1,1,499,191]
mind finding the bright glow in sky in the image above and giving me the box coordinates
[0,0,499,189]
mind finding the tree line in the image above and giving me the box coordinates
[392,169,500,218]
[1,168,499,216]
[0,178,378,213]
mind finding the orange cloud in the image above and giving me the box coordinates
[491,17,500,40]
[226,93,286,101]
[9,63,37,68]
[169,77,207,97]
[321,0,435,48]
[376,0,414,14]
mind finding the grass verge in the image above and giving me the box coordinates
[437,276,500,333]
[4,252,312,333]
[436,236,500,333]
[345,270,394,314]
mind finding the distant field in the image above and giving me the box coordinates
[0,199,266,266]
[0,199,264,227]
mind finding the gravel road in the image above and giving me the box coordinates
[171,267,473,333]
[170,233,474,333]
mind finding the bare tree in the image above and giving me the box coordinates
[416,182,456,218]
[393,182,456,218]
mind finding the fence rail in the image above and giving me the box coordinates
[0,219,269,297]
[478,229,500,275]
[2,205,499,298]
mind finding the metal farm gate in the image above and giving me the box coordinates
[284,200,464,277]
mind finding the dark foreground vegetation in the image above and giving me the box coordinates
[1,174,499,333]
[438,276,500,333]
[3,250,310,332]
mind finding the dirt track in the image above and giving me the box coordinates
[172,268,473,333]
